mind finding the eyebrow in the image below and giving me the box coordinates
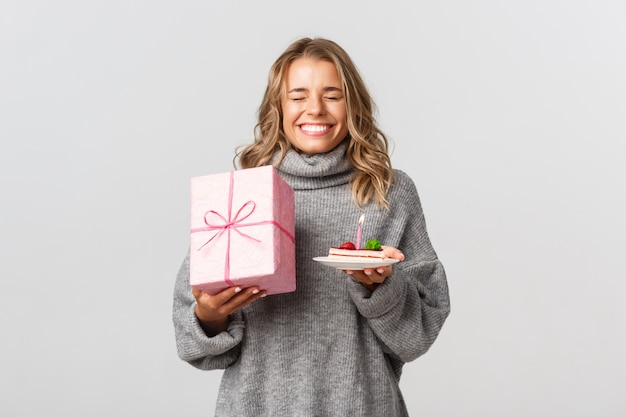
[286,86,343,93]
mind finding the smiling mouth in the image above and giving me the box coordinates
[299,124,332,133]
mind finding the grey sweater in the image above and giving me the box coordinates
[173,141,450,416]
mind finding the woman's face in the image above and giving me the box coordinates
[281,58,349,155]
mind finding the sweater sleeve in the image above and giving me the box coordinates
[172,252,244,370]
[346,171,451,363]
[346,259,449,362]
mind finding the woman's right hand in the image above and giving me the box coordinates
[192,286,267,336]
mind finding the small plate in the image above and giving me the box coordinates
[313,256,399,270]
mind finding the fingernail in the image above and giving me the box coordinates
[260,293,267,298]
[346,270,353,275]
[377,268,384,274]
[364,270,372,276]
[234,287,242,293]
[252,289,260,294]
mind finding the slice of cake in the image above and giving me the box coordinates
[328,239,386,262]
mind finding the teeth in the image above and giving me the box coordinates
[301,125,330,132]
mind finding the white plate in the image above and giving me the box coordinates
[313,256,399,270]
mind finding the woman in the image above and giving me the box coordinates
[173,37,450,416]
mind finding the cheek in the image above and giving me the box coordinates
[281,104,295,126]
[339,106,348,123]
[331,104,348,125]
[280,107,296,142]
[279,105,288,131]
[281,114,293,137]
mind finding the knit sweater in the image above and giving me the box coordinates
[173,140,450,416]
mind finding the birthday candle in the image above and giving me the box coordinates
[356,214,364,249]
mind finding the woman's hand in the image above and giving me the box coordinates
[192,286,267,336]
[343,245,404,292]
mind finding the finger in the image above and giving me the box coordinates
[363,267,387,277]
[346,271,374,286]
[211,286,244,305]
[235,288,268,309]
[222,286,266,310]
[343,269,364,280]
[191,287,203,300]
[381,245,404,261]
[361,267,390,284]
[195,286,266,322]
[193,286,243,314]
[192,286,240,299]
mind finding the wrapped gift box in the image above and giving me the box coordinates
[190,165,296,295]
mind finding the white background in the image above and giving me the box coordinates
[1,1,625,415]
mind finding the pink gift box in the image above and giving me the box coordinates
[189,165,296,295]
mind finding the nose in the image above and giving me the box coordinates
[306,95,325,116]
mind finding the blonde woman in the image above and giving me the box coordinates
[173,37,450,417]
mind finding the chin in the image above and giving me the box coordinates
[294,139,343,155]
[300,146,333,155]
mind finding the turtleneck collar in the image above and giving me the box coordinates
[273,139,354,190]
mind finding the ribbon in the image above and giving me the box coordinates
[190,171,295,287]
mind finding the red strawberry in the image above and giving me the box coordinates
[339,241,356,250]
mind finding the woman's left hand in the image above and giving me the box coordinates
[342,245,404,291]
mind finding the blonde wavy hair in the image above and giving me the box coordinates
[236,37,393,209]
